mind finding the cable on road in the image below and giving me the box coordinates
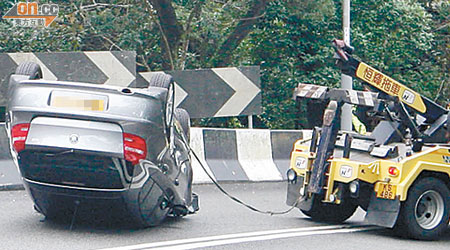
[189,149,300,215]
[169,80,308,216]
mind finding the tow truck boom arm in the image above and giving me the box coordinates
[332,39,447,124]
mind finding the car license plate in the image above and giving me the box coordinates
[50,91,107,111]
[376,183,396,200]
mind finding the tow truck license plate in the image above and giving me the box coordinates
[376,183,396,200]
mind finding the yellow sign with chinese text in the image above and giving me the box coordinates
[356,62,426,113]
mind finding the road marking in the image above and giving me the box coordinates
[98,225,378,250]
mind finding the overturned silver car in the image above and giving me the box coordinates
[6,62,198,226]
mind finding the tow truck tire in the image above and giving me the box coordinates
[300,194,357,223]
[395,177,450,240]
[15,62,43,80]
[174,108,190,141]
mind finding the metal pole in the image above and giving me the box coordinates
[248,115,253,129]
[341,0,353,131]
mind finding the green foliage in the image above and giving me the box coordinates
[239,0,448,128]
[237,0,341,128]
[350,0,445,102]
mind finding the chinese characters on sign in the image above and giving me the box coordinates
[356,62,426,113]
[362,67,400,95]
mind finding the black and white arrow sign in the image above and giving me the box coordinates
[138,66,261,118]
[0,52,261,118]
[0,51,136,105]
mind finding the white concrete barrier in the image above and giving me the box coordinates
[0,126,309,188]
[189,128,309,183]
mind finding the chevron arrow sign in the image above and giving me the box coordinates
[137,66,261,118]
[0,51,136,106]
[0,52,261,118]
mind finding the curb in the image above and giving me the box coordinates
[0,183,24,191]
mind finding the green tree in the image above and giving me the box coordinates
[350,0,446,104]
[239,0,448,129]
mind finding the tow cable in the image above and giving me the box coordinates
[183,128,311,215]
[170,81,307,216]
[189,148,299,215]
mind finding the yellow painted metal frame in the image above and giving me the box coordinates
[290,138,450,202]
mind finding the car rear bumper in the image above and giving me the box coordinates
[22,160,188,217]
[24,178,130,199]
[18,150,131,189]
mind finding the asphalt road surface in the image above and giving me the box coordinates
[1,182,449,250]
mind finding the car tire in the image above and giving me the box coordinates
[395,177,450,240]
[300,194,357,223]
[174,108,190,141]
[147,73,175,133]
[147,72,173,89]
[15,62,43,80]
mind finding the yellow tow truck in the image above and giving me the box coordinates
[286,40,450,240]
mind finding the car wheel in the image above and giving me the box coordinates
[174,108,190,141]
[147,72,173,89]
[300,194,357,223]
[395,177,450,240]
[15,62,43,80]
[147,73,175,133]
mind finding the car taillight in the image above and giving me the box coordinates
[123,133,147,165]
[11,123,30,153]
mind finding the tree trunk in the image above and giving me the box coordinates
[213,0,270,67]
[149,0,184,70]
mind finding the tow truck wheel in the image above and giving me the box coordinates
[15,62,42,80]
[300,194,357,223]
[395,177,450,240]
